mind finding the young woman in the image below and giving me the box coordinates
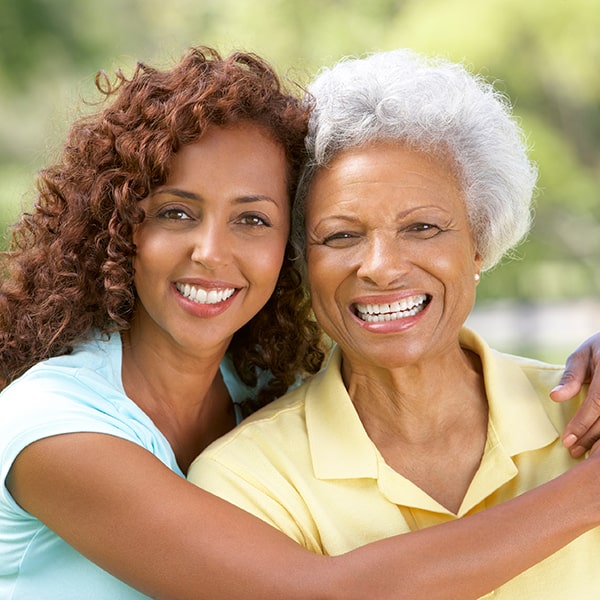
[1,45,599,600]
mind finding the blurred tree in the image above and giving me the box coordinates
[0,0,151,91]
[0,0,598,304]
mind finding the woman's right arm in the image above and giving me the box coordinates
[7,432,600,600]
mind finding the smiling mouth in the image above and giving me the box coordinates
[176,283,236,305]
[353,294,431,323]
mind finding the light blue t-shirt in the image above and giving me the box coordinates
[0,332,246,599]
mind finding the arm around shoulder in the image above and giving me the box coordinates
[7,429,600,600]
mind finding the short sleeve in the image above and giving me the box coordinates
[0,365,180,506]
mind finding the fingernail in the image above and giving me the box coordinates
[563,433,577,448]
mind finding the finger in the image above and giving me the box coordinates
[550,378,584,404]
[566,426,600,458]
[550,351,592,404]
[562,387,600,451]
[588,438,600,458]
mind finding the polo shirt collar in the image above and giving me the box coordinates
[461,327,559,455]
[306,347,379,479]
[305,328,559,513]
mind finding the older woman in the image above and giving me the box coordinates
[190,49,600,598]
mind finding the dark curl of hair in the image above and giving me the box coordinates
[0,46,327,408]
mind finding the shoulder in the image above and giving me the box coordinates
[0,333,125,420]
[205,347,344,455]
[462,328,587,430]
[462,327,569,391]
[188,381,315,522]
[0,331,176,481]
[500,352,567,388]
[207,382,310,456]
[192,360,342,483]
[193,379,318,486]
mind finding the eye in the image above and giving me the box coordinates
[157,207,193,221]
[237,213,272,227]
[406,223,442,238]
[321,231,360,247]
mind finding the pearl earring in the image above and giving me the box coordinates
[474,273,481,283]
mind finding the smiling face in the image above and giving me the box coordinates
[132,121,290,356]
[305,142,482,370]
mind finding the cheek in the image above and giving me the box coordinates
[307,266,329,300]
[133,234,171,277]
[306,250,323,294]
[132,229,183,296]
[307,246,345,290]
[307,251,340,318]
[427,238,475,279]
[247,237,288,286]
[133,224,169,262]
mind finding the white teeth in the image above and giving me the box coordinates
[176,283,235,305]
[355,294,428,323]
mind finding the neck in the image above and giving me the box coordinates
[345,343,483,424]
[343,345,489,513]
[120,325,236,473]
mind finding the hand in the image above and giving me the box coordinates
[550,333,600,458]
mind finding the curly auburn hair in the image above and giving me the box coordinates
[0,46,327,408]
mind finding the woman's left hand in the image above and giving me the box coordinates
[550,332,600,457]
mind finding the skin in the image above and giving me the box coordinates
[552,332,600,456]
[306,142,487,512]
[123,122,291,470]
[5,125,600,600]
[306,143,482,369]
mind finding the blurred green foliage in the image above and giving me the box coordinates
[0,0,599,304]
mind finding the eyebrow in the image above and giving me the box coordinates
[309,214,361,232]
[310,204,451,230]
[154,187,281,205]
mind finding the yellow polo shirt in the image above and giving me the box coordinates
[189,328,600,598]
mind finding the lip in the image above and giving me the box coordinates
[173,279,241,317]
[176,282,236,304]
[176,276,239,288]
[350,292,431,331]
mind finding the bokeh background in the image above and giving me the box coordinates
[1,0,599,361]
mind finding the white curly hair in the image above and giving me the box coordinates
[292,49,538,271]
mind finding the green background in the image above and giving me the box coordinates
[1,0,599,360]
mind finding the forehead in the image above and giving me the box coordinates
[165,122,290,200]
[170,123,287,170]
[306,142,465,214]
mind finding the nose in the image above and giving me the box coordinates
[190,221,230,270]
[356,232,408,287]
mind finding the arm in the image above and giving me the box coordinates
[7,432,600,600]
[346,454,600,599]
[550,332,600,457]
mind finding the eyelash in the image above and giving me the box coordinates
[154,207,272,228]
[156,207,192,220]
[322,232,357,244]
[238,214,272,227]
[320,223,442,246]
[410,223,442,234]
